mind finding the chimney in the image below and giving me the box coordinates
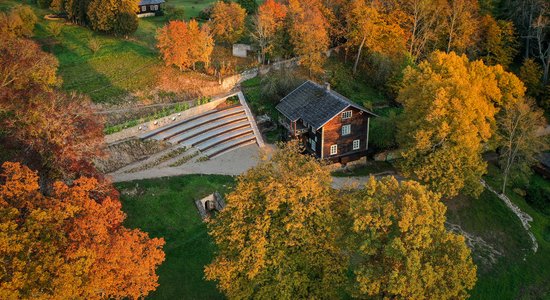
[324,82,331,91]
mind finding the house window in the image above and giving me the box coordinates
[330,145,338,155]
[141,5,146,12]
[353,139,360,150]
[342,124,351,136]
[342,110,352,119]
[311,139,316,151]
[152,5,158,11]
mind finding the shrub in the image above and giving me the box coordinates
[47,22,63,37]
[88,37,102,54]
[113,12,138,36]
[369,111,399,150]
[165,4,186,21]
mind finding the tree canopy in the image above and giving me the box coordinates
[205,142,346,299]
[0,162,165,299]
[397,51,525,198]
[348,176,477,299]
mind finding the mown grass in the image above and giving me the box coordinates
[116,174,235,300]
[447,165,550,299]
[2,0,222,104]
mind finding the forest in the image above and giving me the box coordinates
[1,0,550,299]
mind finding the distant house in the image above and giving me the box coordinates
[138,0,164,17]
[276,80,377,164]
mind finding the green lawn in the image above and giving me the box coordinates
[116,175,235,300]
[446,166,550,299]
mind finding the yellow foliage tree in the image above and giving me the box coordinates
[397,51,525,198]
[209,1,247,45]
[205,142,346,299]
[345,0,407,73]
[348,176,477,299]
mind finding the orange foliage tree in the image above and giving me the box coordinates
[252,0,288,62]
[0,162,165,299]
[287,0,330,76]
[0,34,104,181]
[157,20,214,71]
[209,1,247,45]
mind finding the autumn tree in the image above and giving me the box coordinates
[345,0,406,73]
[209,1,247,45]
[477,15,518,68]
[348,176,477,298]
[441,0,478,54]
[1,35,104,181]
[519,58,544,98]
[157,20,214,71]
[87,0,139,34]
[287,0,330,76]
[397,51,525,198]
[398,0,446,60]
[496,98,548,194]
[0,162,165,299]
[0,5,37,38]
[205,142,346,299]
[252,0,287,63]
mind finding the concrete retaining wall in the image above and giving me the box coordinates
[105,96,228,144]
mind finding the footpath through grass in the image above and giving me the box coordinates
[116,175,234,299]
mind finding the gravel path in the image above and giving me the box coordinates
[109,144,265,182]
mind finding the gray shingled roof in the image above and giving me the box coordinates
[275,80,377,129]
[139,0,164,5]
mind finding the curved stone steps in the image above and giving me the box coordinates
[168,117,250,145]
[196,127,254,151]
[144,106,245,141]
[139,105,241,139]
[202,133,257,158]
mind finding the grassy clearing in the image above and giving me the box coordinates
[116,174,235,300]
[446,165,550,299]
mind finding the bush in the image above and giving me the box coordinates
[165,4,186,21]
[369,111,399,150]
[88,38,102,54]
[197,6,212,20]
[47,22,63,37]
[113,12,138,36]
[525,180,550,215]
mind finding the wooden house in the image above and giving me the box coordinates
[276,80,377,164]
[138,0,164,17]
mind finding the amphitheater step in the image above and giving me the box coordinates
[168,117,250,145]
[174,121,251,147]
[140,106,244,140]
[196,127,254,151]
[202,133,257,158]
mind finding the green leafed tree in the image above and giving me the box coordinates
[205,142,346,299]
[348,176,477,299]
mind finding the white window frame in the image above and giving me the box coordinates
[342,124,351,136]
[342,110,352,119]
[141,5,146,12]
[330,145,338,155]
[311,139,316,151]
[353,139,360,150]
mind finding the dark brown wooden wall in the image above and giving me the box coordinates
[321,107,369,161]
